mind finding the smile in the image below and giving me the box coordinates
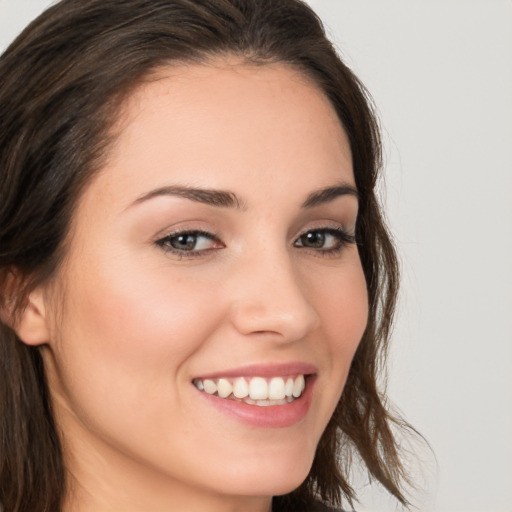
[193,375,306,406]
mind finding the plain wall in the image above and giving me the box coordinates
[307,2,512,511]
[1,1,511,511]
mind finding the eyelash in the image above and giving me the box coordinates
[294,227,356,257]
[155,229,221,259]
[155,226,356,259]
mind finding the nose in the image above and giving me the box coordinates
[228,249,320,342]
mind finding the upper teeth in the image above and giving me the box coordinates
[193,375,306,401]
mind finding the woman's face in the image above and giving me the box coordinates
[40,61,368,509]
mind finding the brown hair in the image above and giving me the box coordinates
[0,1,410,510]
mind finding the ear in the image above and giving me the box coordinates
[0,271,51,346]
[14,287,51,346]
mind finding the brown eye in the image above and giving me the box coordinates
[169,233,199,251]
[299,231,326,249]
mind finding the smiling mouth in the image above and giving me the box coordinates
[192,375,306,406]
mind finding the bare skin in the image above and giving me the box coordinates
[16,60,368,512]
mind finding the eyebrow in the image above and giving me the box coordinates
[131,182,358,210]
[302,183,359,208]
[132,185,245,209]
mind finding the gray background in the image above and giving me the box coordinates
[1,1,511,511]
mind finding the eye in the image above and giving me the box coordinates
[294,227,355,254]
[156,229,222,255]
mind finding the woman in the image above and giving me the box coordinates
[0,1,410,511]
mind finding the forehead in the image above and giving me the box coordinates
[87,60,354,208]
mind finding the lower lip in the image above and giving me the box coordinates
[195,376,315,428]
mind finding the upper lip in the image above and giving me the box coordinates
[193,362,317,380]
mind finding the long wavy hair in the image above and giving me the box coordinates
[0,1,409,510]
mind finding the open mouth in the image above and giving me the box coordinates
[192,375,307,406]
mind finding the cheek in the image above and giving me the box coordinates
[314,258,367,408]
[50,255,224,419]
[313,258,369,361]
[45,256,231,473]
[301,254,368,420]
[76,256,218,353]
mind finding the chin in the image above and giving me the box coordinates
[213,452,314,498]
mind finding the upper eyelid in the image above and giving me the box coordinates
[295,225,355,239]
[155,229,221,250]
[155,225,354,240]
[156,224,350,237]
[295,227,355,241]
[155,227,217,241]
